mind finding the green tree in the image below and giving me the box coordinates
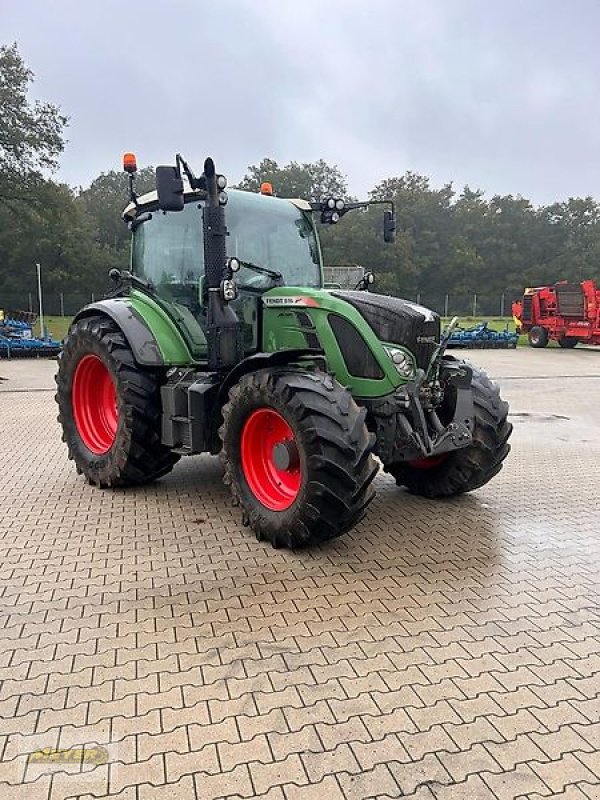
[237,158,350,201]
[537,197,600,284]
[0,42,67,211]
[368,172,456,298]
[77,166,155,251]
[0,180,110,297]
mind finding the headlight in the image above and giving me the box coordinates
[384,346,414,377]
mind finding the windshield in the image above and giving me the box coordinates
[226,191,322,289]
[132,190,322,291]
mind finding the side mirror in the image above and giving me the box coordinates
[383,210,396,243]
[156,165,184,212]
[354,271,375,291]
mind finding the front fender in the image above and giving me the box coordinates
[217,348,324,403]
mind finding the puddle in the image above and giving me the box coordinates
[509,412,570,423]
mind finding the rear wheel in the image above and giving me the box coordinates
[528,326,549,348]
[220,369,377,548]
[558,336,578,348]
[384,365,512,498]
[56,315,179,487]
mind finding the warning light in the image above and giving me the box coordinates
[123,153,137,174]
[260,182,273,196]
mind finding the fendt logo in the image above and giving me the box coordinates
[416,335,437,344]
[263,296,320,308]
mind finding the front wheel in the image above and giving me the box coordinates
[384,365,512,498]
[220,369,377,548]
[55,315,179,487]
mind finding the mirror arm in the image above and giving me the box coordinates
[176,153,206,191]
[352,198,395,215]
[128,211,152,232]
[310,198,395,219]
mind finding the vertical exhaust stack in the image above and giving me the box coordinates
[154,154,243,371]
[202,158,243,370]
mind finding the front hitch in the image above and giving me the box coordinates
[365,358,474,464]
[426,316,460,382]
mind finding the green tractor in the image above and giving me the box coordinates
[55,153,512,548]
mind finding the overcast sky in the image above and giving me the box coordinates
[2,0,599,205]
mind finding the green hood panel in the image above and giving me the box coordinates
[261,286,411,398]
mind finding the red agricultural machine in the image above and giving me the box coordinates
[512,280,600,348]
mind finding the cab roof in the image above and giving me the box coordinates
[123,186,312,220]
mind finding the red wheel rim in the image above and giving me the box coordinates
[240,408,302,511]
[72,354,118,455]
[409,454,448,469]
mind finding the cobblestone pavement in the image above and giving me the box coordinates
[0,349,599,800]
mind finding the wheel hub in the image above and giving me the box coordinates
[272,440,299,471]
[72,354,118,455]
[240,408,302,511]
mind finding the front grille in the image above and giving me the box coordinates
[333,291,440,371]
[328,314,384,379]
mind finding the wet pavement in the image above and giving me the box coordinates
[0,348,599,799]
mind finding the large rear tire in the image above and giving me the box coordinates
[55,315,179,487]
[528,326,549,348]
[220,369,377,548]
[558,336,578,348]
[384,365,512,498]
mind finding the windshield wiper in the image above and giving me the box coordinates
[236,259,283,282]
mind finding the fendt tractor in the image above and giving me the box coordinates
[56,153,512,548]
[513,280,600,348]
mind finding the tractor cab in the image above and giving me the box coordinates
[123,187,323,359]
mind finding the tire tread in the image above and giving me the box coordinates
[385,364,512,498]
[56,314,179,487]
[219,369,376,548]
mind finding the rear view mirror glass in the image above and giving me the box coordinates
[156,166,184,212]
[383,210,396,243]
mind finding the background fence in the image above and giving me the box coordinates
[1,291,100,317]
[0,289,523,320]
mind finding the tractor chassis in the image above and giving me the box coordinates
[159,349,325,456]
[159,355,474,467]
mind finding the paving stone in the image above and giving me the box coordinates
[2,353,600,800]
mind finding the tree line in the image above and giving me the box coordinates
[2,43,600,311]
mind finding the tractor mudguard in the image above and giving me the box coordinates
[74,301,163,366]
[72,294,195,367]
[217,348,324,403]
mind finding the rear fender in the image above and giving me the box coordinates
[72,295,194,367]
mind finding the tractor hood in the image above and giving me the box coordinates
[331,291,441,371]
